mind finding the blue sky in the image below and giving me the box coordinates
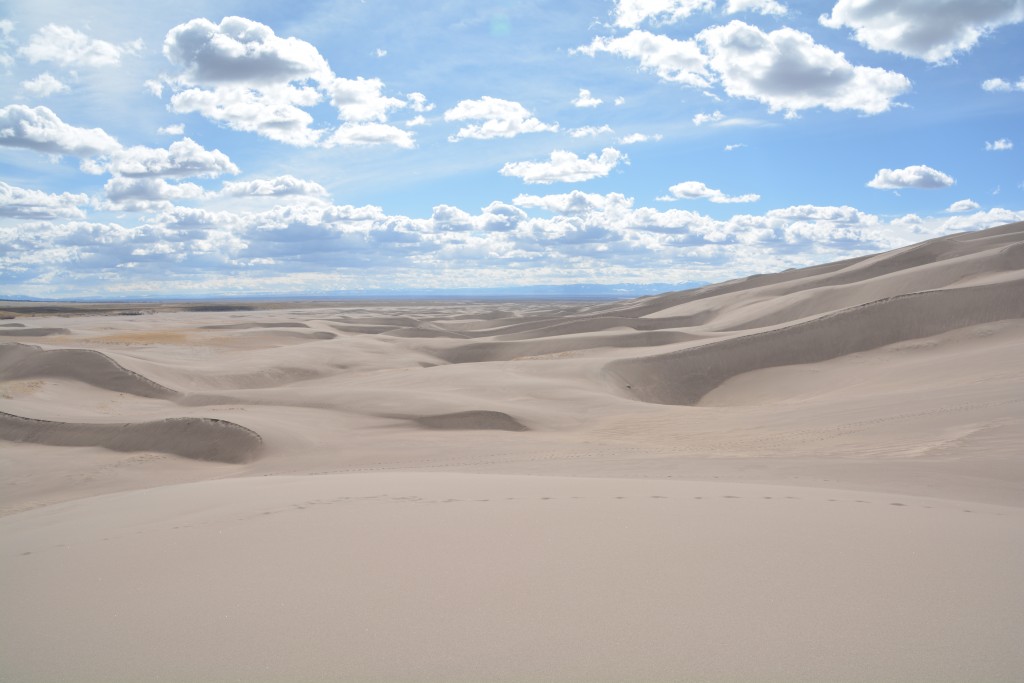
[1,0,1022,297]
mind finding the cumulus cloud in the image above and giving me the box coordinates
[821,0,1024,64]
[406,92,434,112]
[724,143,746,151]
[169,84,324,147]
[693,110,725,125]
[103,177,208,211]
[946,199,980,213]
[444,96,558,141]
[513,191,634,214]
[102,138,238,178]
[618,132,662,144]
[698,21,911,115]
[577,21,908,115]
[982,77,1024,91]
[0,181,89,219]
[867,165,955,189]
[574,30,711,88]
[220,175,328,198]
[612,0,715,28]
[21,73,69,97]
[573,88,603,107]
[0,104,121,157]
[323,122,415,149]
[658,180,760,203]
[328,76,406,122]
[158,124,185,135]
[164,16,331,86]
[20,24,140,68]
[569,125,614,138]
[985,138,1013,151]
[8,190,1019,297]
[160,16,412,149]
[499,148,626,184]
[725,0,787,15]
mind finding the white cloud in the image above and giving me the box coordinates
[613,0,715,28]
[726,0,787,15]
[980,77,1024,91]
[614,96,626,105]
[946,199,980,213]
[698,21,911,115]
[693,110,725,126]
[618,132,662,144]
[19,24,139,68]
[161,16,412,149]
[575,30,710,88]
[500,148,626,184]
[374,48,387,58]
[569,125,614,138]
[163,16,331,87]
[405,115,427,127]
[821,0,1024,64]
[406,92,434,112]
[158,124,185,135]
[868,165,955,189]
[21,73,69,97]
[100,138,238,179]
[0,181,89,219]
[513,191,634,214]
[986,138,1013,151]
[169,85,324,147]
[220,175,328,198]
[0,104,121,157]
[724,143,745,151]
[328,76,406,122]
[103,177,208,211]
[573,88,603,107]
[659,180,760,203]
[324,122,415,149]
[444,96,558,141]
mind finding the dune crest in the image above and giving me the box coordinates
[0,411,262,463]
[0,343,179,399]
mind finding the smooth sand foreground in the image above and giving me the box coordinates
[1,221,1023,681]
[2,473,1022,683]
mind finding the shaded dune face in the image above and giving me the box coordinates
[411,410,529,431]
[0,343,179,399]
[0,328,70,337]
[0,412,262,464]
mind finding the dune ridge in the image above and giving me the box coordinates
[605,278,1024,405]
[0,411,262,463]
[0,343,179,399]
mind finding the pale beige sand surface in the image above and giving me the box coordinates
[2,472,1022,683]
[1,222,1023,680]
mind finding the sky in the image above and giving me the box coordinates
[1,0,1022,298]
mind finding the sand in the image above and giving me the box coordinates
[1,221,1023,681]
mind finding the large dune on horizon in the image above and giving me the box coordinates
[1,221,1023,681]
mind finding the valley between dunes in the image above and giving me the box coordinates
[1,222,1022,682]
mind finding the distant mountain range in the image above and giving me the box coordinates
[0,282,708,303]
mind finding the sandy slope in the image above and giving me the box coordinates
[1,221,1022,681]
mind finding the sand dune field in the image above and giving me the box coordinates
[1,222,1023,681]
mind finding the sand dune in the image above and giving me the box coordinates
[0,342,179,399]
[0,327,70,336]
[1,221,1022,682]
[0,411,262,463]
[606,278,1024,405]
[409,410,529,431]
